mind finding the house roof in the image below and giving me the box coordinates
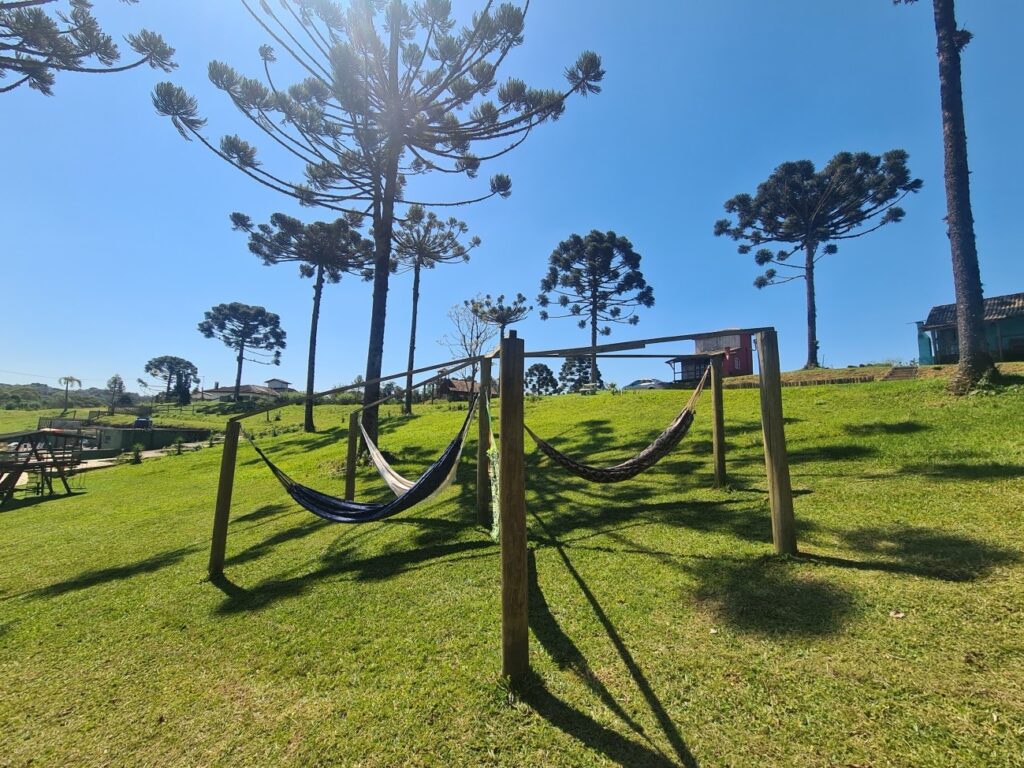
[440,378,497,394]
[205,385,280,397]
[265,378,291,385]
[923,291,1024,330]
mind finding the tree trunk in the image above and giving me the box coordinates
[233,341,245,402]
[304,265,325,433]
[932,0,992,393]
[589,307,599,383]
[362,13,402,443]
[404,261,421,415]
[164,374,173,400]
[804,244,820,368]
[62,383,69,413]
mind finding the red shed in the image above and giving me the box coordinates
[666,331,755,384]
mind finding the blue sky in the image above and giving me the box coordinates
[3,1,1022,394]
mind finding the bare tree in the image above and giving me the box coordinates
[439,298,497,395]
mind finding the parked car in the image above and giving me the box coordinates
[623,379,671,390]
[134,417,153,429]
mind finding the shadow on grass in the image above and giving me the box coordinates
[518,671,691,768]
[29,544,202,599]
[232,502,293,524]
[212,538,494,614]
[528,551,654,749]
[0,491,83,513]
[225,517,330,567]
[821,525,1021,582]
[897,462,1024,482]
[529,512,698,767]
[842,420,930,436]
[788,444,878,463]
[691,556,855,636]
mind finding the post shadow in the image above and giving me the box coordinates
[529,511,698,767]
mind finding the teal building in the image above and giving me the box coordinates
[920,292,1024,364]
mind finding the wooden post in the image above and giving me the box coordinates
[710,354,727,488]
[499,331,528,682]
[208,419,241,577]
[345,411,359,501]
[477,357,493,528]
[755,330,797,555]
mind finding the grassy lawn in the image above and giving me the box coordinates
[0,408,65,436]
[1,379,1022,766]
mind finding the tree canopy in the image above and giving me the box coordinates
[538,230,653,379]
[714,149,922,368]
[153,0,603,442]
[198,302,286,401]
[393,205,479,273]
[230,211,373,282]
[106,373,126,413]
[144,355,198,401]
[468,292,531,337]
[1,0,174,96]
[525,362,558,395]
[231,211,372,431]
[558,356,601,394]
[58,374,81,412]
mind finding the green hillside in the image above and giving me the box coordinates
[1,380,1022,766]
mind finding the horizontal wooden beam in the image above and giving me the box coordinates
[527,352,728,360]
[352,359,477,414]
[230,354,485,422]
[522,328,772,360]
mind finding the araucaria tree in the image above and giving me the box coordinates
[58,374,81,413]
[895,0,992,392]
[1,1,174,95]
[558,356,600,393]
[231,212,373,432]
[153,0,603,442]
[715,150,922,368]
[106,374,126,414]
[198,303,286,402]
[524,362,558,395]
[144,355,198,403]
[468,292,531,336]
[538,230,654,381]
[393,205,478,414]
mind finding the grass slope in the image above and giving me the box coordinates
[1,381,1022,766]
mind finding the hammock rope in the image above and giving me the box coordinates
[484,395,500,541]
[525,367,710,484]
[359,398,477,501]
[243,400,477,524]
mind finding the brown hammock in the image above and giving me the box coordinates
[525,367,709,484]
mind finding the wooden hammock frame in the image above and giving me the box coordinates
[207,326,796,687]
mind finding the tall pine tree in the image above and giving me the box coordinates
[153,0,603,441]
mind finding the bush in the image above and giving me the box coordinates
[130,443,145,464]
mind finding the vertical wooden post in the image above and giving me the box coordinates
[209,419,241,577]
[499,331,528,682]
[477,357,493,528]
[710,354,727,488]
[345,411,359,501]
[756,330,798,555]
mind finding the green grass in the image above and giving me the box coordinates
[0,408,65,435]
[1,381,1022,766]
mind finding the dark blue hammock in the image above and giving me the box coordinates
[244,402,476,524]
